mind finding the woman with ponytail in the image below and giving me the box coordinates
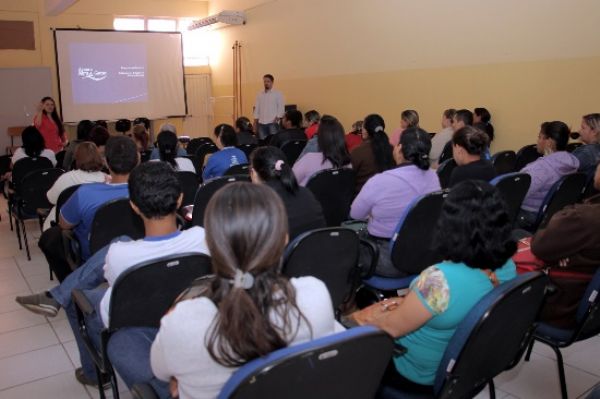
[351,127,440,277]
[250,146,325,239]
[155,130,195,172]
[350,114,395,193]
[151,183,342,399]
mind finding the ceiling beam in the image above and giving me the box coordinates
[45,0,79,16]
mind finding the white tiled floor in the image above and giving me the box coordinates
[0,196,598,398]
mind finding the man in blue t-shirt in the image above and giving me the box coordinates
[202,124,248,181]
[38,136,139,281]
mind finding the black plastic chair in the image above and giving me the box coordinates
[72,253,213,399]
[177,171,199,207]
[515,144,542,171]
[55,150,66,169]
[182,154,202,175]
[524,268,600,399]
[218,326,393,399]
[282,227,361,314]
[581,174,599,200]
[280,139,307,165]
[0,154,11,221]
[88,198,145,256]
[437,140,453,165]
[236,144,257,159]
[187,138,215,156]
[436,158,457,189]
[306,168,356,227]
[224,163,250,176]
[140,150,153,163]
[379,272,548,399]
[11,168,63,260]
[491,150,517,175]
[190,176,251,227]
[566,142,583,153]
[490,173,532,225]
[196,143,219,168]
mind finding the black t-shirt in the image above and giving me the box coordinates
[266,180,326,240]
[449,159,497,187]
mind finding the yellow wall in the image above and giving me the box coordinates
[0,0,208,136]
[208,0,600,152]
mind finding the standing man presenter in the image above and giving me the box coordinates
[253,74,285,140]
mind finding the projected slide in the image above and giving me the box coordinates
[69,43,148,104]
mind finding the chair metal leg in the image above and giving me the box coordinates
[15,216,22,250]
[524,339,535,361]
[488,379,496,399]
[110,372,120,399]
[551,345,568,399]
[21,219,31,261]
[94,367,107,399]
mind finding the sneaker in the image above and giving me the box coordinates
[75,367,112,389]
[15,292,60,317]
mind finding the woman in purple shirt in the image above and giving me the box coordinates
[351,128,441,277]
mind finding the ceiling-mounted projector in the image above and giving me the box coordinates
[188,11,246,30]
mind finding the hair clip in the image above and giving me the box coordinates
[274,160,284,171]
[374,126,384,133]
[230,269,254,289]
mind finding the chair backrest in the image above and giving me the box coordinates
[224,163,250,176]
[187,137,214,155]
[390,191,447,275]
[280,139,307,165]
[191,176,251,227]
[18,168,64,212]
[306,168,355,227]
[490,173,532,225]
[535,172,587,229]
[55,150,66,169]
[572,268,600,343]
[433,272,548,399]
[89,198,145,255]
[177,171,199,206]
[236,144,257,159]
[581,174,599,200]
[566,142,583,153]
[436,159,457,189]
[438,140,453,165]
[515,144,542,171]
[492,150,517,175]
[218,326,393,399]
[196,143,219,167]
[11,156,54,188]
[0,154,11,177]
[109,253,212,329]
[140,150,153,163]
[283,227,359,310]
[55,184,81,223]
[182,154,201,175]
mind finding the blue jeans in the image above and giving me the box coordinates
[257,123,279,140]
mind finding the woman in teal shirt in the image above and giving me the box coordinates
[353,180,517,390]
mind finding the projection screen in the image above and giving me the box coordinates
[54,29,187,122]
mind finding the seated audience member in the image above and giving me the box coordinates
[268,109,307,148]
[234,116,258,145]
[11,126,57,168]
[202,124,248,181]
[37,136,138,282]
[351,181,517,388]
[131,123,150,153]
[43,142,107,231]
[89,125,111,158]
[451,109,474,132]
[345,120,364,152]
[350,114,395,193]
[572,113,600,178]
[350,128,440,277]
[151,182,343,399]
[154,130,195,172]
[430,109,456,166]
[304,109,321,139]
[17,162,209,392]
[150,123,186,160]
[473,107,495,143]
[448,126,496,187]
[519,121,580,225]
[250,146,326,239]
[293,115,352,186]
[530,162,600,328]
[63,119,94,170]
[390,109,419,146]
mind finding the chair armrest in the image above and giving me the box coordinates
[359,236,379,278]
[72,289,94,315]
[61,229,81,271]
[131,383,159,399]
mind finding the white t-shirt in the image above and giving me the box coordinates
[42,170,108,231]
[150,276,345,399]
[253,89,285,124]
[150,157,196,173]
[430,127,454,165]
[11,147,57,167]
[100,226,209,326]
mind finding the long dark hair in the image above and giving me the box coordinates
[21,126,45,157]
[400,127,432,170]
[204,183,309,366]
[40,97,64,136]
[157,130,179,169]
[316,115,350,168]
[363,114,394,172]
[250,146,298,193]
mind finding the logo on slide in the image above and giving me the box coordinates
[78,67,108,82]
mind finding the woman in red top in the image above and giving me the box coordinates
[33,97,67,153]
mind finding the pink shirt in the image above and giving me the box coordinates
[389,128,404,146]
[34,114,64,153]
